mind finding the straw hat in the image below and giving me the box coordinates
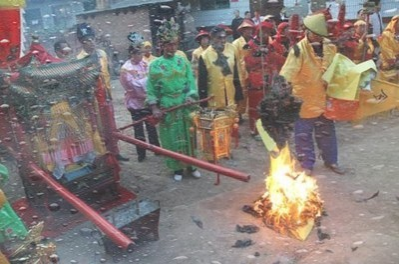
[237,19,255,32]
[195,29,210,41]
[217,24,233,35]
[303,14,328,37]
[263,14,276,22]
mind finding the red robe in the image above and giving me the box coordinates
[245,39,286,134]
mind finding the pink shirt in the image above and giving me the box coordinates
[119,60,148,110]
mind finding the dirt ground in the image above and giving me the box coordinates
[3,79,399,264]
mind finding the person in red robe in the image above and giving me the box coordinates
[244,21,286,137]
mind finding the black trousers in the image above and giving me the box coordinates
[129,108,160,159]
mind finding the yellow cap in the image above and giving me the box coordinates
[303,14,328,37]
[142,41,152,48]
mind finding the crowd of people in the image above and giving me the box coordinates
[39,0,399,181]
[1,3,398,262]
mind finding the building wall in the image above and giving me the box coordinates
[76,8,152,62]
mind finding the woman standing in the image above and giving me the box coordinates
[120,33,160,162]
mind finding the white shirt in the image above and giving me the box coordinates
[370,11,383,39]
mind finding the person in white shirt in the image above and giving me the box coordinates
[252,10,264,26]
[369,0,383,39]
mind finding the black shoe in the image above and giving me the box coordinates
[325,163,345,175]
[138,156,146,162]
[116,154,130,162]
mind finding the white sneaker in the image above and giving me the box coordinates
[191,170,201,179]
[174,174,183,181]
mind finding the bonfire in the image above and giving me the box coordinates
[253,145,323,240]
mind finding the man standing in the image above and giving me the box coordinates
[245,21,285,137]
[232,19,255,122]
[76,23,129,162]
[231,10,244,40]
[279,14,345,176]
[378,15,399,83]
[147,18,201,181]
[53,39,72,60]
[191,28,210,78]
[198,26,243,110]
[370,0,384,39]
[352,20,375,64]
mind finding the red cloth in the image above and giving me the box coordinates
[0,8,21,68]
[340,38,359,61]
[245,40,286,134]
[9,42,62,69]
[248,89,264,133]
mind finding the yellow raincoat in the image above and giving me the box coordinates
[232,36,251,113]
[232,36,250,87]
[191,45,208,77]
[280,37,337,118]
[143,54,157,65]
[353,39,374,64]
[198,43,242,109]
[176,50,188,60]
[77,49,112,96]
[378,15,399,83]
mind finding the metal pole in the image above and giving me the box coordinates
[114,132,251,182]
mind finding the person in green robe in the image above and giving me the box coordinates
[0,164,28,252]
[147,18,201,181]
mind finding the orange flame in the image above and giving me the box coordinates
[254,145,323,240]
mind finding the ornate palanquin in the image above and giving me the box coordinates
[193,107,238,162]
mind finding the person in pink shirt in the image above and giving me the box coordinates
[120,34,160,162]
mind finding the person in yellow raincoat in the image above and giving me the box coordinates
[378,15,399,83]
[191,29,210,78]
[352,20,375,64]
[76,23,129,162]
[232,19,255,122]
[142,41,157,65]
[197,26,243,109]
[279,13,345,176]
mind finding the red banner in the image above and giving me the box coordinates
[0,8,21,69]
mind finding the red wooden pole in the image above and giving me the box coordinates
[118,97,213,131]
[28,163,134,250]
[114,132,251,182]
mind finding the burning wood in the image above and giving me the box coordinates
[252,145,323,241]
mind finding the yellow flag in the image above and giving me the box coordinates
[356,79,399,120]
[323,54,377,101]
[256,119,277,152]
